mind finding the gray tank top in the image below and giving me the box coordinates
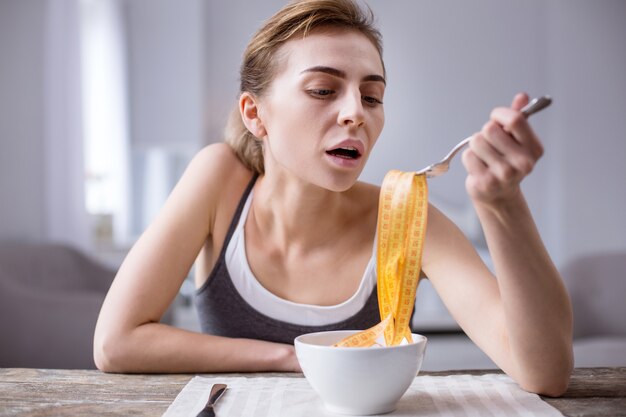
[194,174,380,345]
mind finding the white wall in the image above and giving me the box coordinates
[202,0,287,142]
[125,0,204,151]
[546,1,626,264]
[124,0,205,236]
[0,0,46,241]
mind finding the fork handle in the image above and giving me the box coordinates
[521,96,552,117]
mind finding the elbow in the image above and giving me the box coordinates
[520,376,570,398]
[519,356,573,397]
[93,345,116,373]
[93,329,130,373]
[516,327,574,397]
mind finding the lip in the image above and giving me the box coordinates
[325,139,365,157]
[324,152,361,169]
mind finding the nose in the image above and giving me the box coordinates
[337,90,365,127]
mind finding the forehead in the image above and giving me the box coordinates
[274,27,384,79]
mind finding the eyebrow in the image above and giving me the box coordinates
[300,66,386,85]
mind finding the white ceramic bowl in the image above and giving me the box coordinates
[294,330,427,415]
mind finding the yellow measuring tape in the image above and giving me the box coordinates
[335,170,428,347]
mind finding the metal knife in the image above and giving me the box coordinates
[196,383,227,417]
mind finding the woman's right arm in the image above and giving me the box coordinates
[93,143,299,373]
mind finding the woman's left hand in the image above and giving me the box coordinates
[462,92,545,206]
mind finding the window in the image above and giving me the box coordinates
[79,0,131,247]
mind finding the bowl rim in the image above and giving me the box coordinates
[294,330,427,351]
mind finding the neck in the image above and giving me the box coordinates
[249,174,351,254]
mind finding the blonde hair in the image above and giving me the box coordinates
[224,0,384,175]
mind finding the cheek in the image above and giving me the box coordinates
[265,112,316,158]
[369,112,385,144]
[271,100,327,141]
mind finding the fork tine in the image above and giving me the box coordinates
[423,164,449,178]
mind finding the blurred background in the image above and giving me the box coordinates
[1,0,625,370]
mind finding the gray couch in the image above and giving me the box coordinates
[563,251,626,367]
[0,242,115,369]
[419,251,626,371]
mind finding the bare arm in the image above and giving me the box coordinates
[93,144,299,373]
[473,192,572,396]
[422,93,573,397]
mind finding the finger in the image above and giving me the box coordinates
[471,131,529,182]
[489,93,529,132]
[489,107,544,160]
[511,92,529,111]
[461,145,488,176]
[482,121,537,174]
[462,149,500,198]
[468,132,507,170]
[491,92,532,135]
[482,120,520,156]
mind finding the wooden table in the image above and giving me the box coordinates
[0,367,624,416]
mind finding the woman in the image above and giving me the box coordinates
[94,0,573,396]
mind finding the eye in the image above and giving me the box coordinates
[362,95,383,106]
[308,89,335,99]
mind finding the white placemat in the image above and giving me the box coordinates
[163,374,563,417]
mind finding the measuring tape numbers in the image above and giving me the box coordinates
[335,171,428,348]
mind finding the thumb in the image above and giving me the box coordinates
[511,92,529,111]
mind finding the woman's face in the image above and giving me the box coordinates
[257,27,385,191]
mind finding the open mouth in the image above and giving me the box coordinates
[325,146,362,160]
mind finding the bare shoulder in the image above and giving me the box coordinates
[187,143,249,187]
[424,203,465,247]
[154,143,254,245]
[196,142,256,221]
[184,143,253,204]
[186,144,255,285]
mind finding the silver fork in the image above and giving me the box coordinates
[416,96,552,178]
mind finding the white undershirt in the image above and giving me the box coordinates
[225,190,377,326]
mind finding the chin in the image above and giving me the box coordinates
[321,172,361,192]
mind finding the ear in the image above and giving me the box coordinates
[239,92,267,139]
